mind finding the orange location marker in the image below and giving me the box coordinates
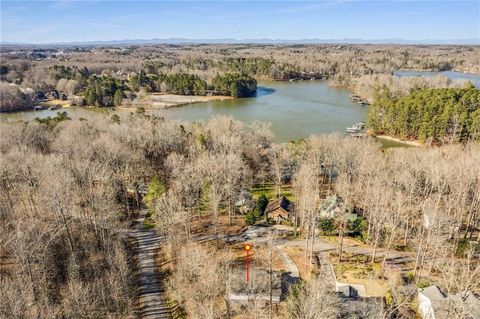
[244,243,252,282]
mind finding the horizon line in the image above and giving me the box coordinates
[1,37,479,46]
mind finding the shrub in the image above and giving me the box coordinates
[455,239,470,257]
[245,210,260,225]
[111,114,120,124]
[417,279,432,289]
[256,194,269,214]
[318,217,336,235]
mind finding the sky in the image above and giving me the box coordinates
[1,1,479,43]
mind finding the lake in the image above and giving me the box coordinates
[160,80,367,142]
[5,71,479,144]
[3,80,368,143]
[393,70,480,87]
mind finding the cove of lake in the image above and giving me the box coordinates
[3,80,369,143]
[3,71,479,145]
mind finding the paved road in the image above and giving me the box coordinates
[128,211,172,319]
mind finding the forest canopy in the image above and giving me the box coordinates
[211,73,257,98]
[367,86,480,143]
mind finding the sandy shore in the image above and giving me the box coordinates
[374,135,422,147]
[124,93,234,109]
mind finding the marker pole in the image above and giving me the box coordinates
[244,243,252,283]
[246,249,250,282]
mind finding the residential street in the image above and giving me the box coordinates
[128,211,172,319]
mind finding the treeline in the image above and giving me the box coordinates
[352,73,473,103]
[53,69,256,107]
[84,75,125,107]
[128,71,207,95]
[129,71,257,97]
[367,86,480,143]
[2,44,478,111]
[211,73,257,97]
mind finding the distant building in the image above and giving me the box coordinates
[234,190,255,214]
[417,285,480,319]
[265,196,293,223]
[320,194,343,218]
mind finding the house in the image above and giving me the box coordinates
[235,190,255,214]
[320,194,343,218]
[228,268,282,303]
[265,196,293,222]
[418,285,480,319]
[336,282,367,298]
[45,90,60,100]
[337,285,359,298]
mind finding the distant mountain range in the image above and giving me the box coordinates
[2,38,479,46]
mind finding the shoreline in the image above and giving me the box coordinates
[122,93,234,110]
[374,134,422,147]
[395,68,480,77]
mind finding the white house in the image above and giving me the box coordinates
[418,285,480,319]
[418,285,447,319]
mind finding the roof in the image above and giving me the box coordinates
[419,285,447,302]
[264,196,292,215]
[419,286,480,318]
[321,194,342,213]
[235,191,254,207]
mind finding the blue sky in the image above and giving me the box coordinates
[1,1,479,43]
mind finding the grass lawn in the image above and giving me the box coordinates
[331,253,388,297]
[251,183,295,202]
[40,99,72,107]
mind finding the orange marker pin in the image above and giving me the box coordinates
[244,243,252,282]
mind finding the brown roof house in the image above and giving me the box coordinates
[265,196,293,223]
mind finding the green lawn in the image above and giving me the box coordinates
[250,183,295,202]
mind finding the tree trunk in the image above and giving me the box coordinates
[339,224,344,263]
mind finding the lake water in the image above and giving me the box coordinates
[161,80,367,142]
[4,71,479,144]
[3,80,368,143]
[393,70,480,87]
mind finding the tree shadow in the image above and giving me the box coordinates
[255,87,276,97]
[280,272,299,300]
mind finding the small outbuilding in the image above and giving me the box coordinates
[265,196,293,223]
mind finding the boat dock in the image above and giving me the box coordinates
[349,94,370,106]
